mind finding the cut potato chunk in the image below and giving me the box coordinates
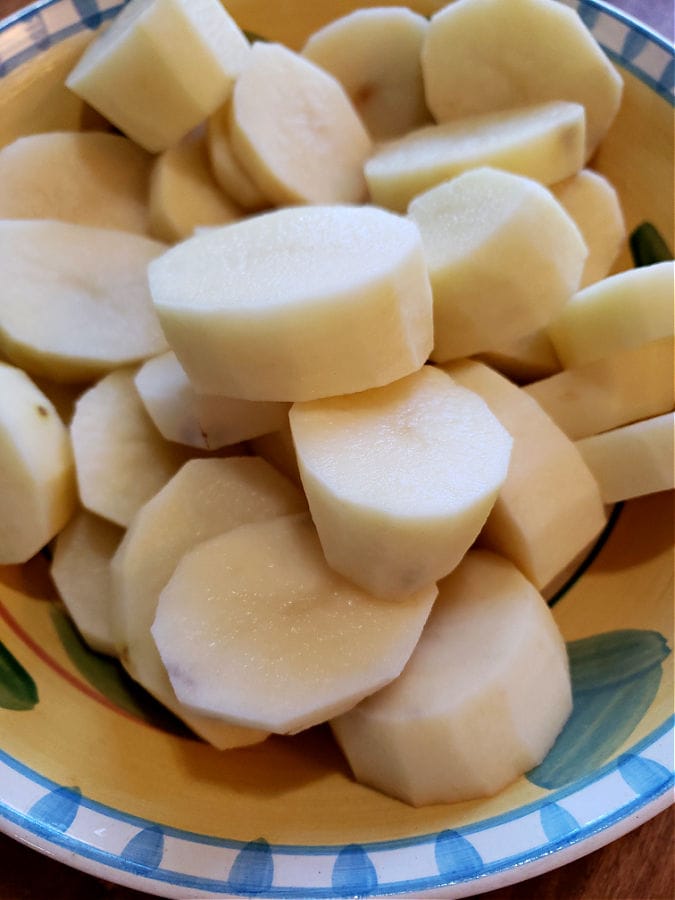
[148,132,240,243]
[149,205,433,401]
[525,338,675,440]
[302,7,429,140]
[476,330,562,384]
[408,167,587,361]
[51,510,124,655]
[66,0,250,152]
[70,368,193,527]
[230,42,372,205]
[576,412,675,503]
[0,363,76,564]
[422,0,622,158]
[152,513,437,733]
[111,456,305,748]
[290,366,512,599]
[550,169,625,288]
[0,132,152,233]
[207,103,269,211]
[365,100,585,212]
[0,220,168,383]
[444,360,607,592]
[135,352,289,449]
[249,420,302,486]
[547,261,675,368]
[333,549,571,806]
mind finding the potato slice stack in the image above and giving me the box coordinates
[2,0,671,810]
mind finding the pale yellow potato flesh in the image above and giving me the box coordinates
[152,513,437,733]
[444,359,607,592]
[0,131,152,233]
[302,7,430,140]
[248,420,302,486]
[550,169,625,288]
[230,42,372,205]
[0,363,76,564]
[149,205,433,401]
[70,368,193,527]
[0,220,168,383]
[525,338,675,440]
[66,0,251,152]
[290,366,512,599]
[422,0,622,158]
[148,132,240,243]
[332,549,571,806]
[206,103,270,211]
[51,510,124,655]
[476,330,562,384]
[365,100,586,212]
[547,261,675,368]
[408,167,587,361]
[110,456,305,748]
[576,412,675,503]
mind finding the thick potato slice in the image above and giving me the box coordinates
[229,42,372,205]
[444,360,607,592]
[0,132,152,234]
[149,205,433,401]
[477,330,562,384]
[134,352,289,449]
[332,549,571,806]
[0,221,168,383]
[51,510,124,655]
[290,366,512,599]
[152,513,437,733]
[408,167,587,361]
[422,0,622,158]
[111,456,305,748]
[365,100,585,212]
[66,0,250,153]
[302,7,430,140]
[550,169,625,288]
[576,412,675,502]
[524,338,675,440]
[207,103,269,211]
[547,261,675,368]
[148,132,240,243]
[70,368,193,527]
[249,420,302,486]
[0,363,76,564]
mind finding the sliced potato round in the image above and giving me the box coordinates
[152,513,437,733]
[0,363,76,564]
[207,103,270,211]
[0,220,168,383]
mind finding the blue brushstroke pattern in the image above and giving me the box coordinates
[28,786,81,832]
[435,830,483,880]
[332,844,378,892]
[123,825,165,870]
[528,630,670,789]
[540,801,580,843]
[228,838,274,893]
[578,4,600,29]
[618,753,672,795]
[73,0,103,30]
[622,29,648,60]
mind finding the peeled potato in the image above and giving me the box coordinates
[365,100,585,212]
[149,205,433,401]
[408,167,587,361]
[0,220,168,383]
[66,0,251,152]
[0,132,152,233]
[70,368,193,527]
[290,366,512,599]
[422,0,622,158]
[302,7,430,140]
[206,102,270,211]
[229,42,372,205]
[333,549,572,806]
[152,513,437,733]
[0,363,76,564]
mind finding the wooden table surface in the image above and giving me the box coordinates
[0,0,672,897]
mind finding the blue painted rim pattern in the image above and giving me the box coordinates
[0,0,673,896]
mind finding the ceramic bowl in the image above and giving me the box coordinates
[0,1,673,897]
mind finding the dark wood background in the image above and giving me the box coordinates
[0,0,672,896]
